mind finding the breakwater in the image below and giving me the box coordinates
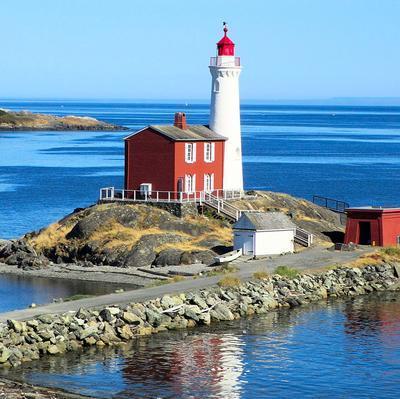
[0,263,399,368]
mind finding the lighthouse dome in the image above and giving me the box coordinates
[217,25,235,56]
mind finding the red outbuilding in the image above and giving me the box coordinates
[344,207,400,246]
[124,112,226,200]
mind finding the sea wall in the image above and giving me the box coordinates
[0,263,399,368]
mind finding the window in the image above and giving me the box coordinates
[185,174,196,193]
[214,79,220,93]
[204,142,215,162]
[204,173,214,192]
[185,143,196,163]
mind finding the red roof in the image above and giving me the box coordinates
[217,25,235,56]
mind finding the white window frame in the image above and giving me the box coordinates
[204,142,215,163]
[185,143,196,163]
[204,173,214,192]
[185,174,196,193]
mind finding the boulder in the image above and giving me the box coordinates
[121,312,143,326]
[210,303,235,321]
[180,250,215,265]
[66,206,143,240]
[154,249,183,266]
[124,234,185,268]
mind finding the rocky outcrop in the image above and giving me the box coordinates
[2,191,346,269]
[0,109,125,131]
[0,263,398,368]
[0,239,49,270]
[20,203,232,269]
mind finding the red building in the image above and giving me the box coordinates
[124,112,226,199]
[344,207,400,246]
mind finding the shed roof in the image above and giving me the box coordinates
[125,125,226,142]
[233,212,296,231]
[346,207,400,214]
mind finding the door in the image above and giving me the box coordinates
[358,222,371,245]
[244,234,254,255]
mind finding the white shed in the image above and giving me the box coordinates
[233,212,296,256]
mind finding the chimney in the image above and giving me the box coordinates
[174,112,187,130]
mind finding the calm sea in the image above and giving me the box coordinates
[1,101,400,239]
[1,101,400,398]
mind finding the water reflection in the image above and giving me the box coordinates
[0,274,138,312]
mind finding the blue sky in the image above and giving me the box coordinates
[0,0,399,101]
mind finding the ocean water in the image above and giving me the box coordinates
[1,101,400,398]
[1,101,400,238]
[3,292,400,399]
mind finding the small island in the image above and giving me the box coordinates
[0,109,126,131]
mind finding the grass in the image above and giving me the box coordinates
[253,270,269,280]
[274,265,299,279]
[150,275,186,287]
[381,246,400,258]
[205,264,239,277]
[217,275,241,288]
[63,294,94,302]
[28,221,75,252]
[90,221,170,250]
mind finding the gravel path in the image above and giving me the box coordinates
[0,246,373,323]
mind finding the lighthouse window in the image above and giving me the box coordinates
[214,79,220,93]
[185,174,196,193]
[185,143,196,163]
[204,142,215,162]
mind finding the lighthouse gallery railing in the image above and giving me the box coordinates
[99,187,243,204]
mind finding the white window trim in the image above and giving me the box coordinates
[204,173,214,192]
[185,174,196,193]
[204,142,215,163]
[185,143,196,163]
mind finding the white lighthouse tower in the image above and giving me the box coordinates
[209,24,243,192]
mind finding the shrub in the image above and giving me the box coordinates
[253,270,269,280]
[217,275,241,288]
[206,264,238,277]
[381,247,400,258]
[274,265,299,279]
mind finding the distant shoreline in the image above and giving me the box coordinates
[0,109,127,131]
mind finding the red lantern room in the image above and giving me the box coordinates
[217,24,235,56]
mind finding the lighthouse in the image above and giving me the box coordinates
[209,24,243,192]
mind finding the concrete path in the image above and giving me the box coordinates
[0,246,373,323]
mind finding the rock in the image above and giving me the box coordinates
[99,308,115,323]
[189,294,208,309]
[67,206,142,240]
[145,308,161,326]
[0,347,11,363]
[183,305,201,322]
[117,325,133,340]
[37,314,55,324]
[161,295,183,309]
[210,303,235,321]
[124,234,185,268]
[154,249,183,266]
[47,345,60,355]
[180,250,215,265]
[393,264,400,278]
[77,326,97,340]
[7,320,27,333]
[121,312,143,326]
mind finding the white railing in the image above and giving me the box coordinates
[99,187,243,204]
[210,56,241,67]
[203,192,242,221]
[295,228,314,247]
